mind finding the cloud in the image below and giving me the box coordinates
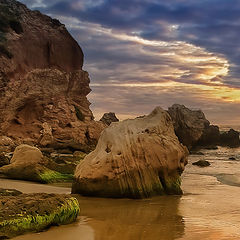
[18,0,240,124]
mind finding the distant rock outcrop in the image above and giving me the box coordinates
[168,104,210,149]
[168,104,240,149]
[72,107,188,198]
[219,129,240,148]
[0,0,105,151]
[100,112,119,125]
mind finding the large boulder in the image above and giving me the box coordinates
[0,144,74,183]
[0,0,105,151]
[72,107,188,198]
[100,112,119,126]
[0,192,79,238]
[168,104,210,149]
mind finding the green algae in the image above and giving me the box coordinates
[0,197,80,238]
[39,170,73,183]
[164,177,183,195]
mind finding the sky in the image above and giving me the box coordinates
[20,0,240,125]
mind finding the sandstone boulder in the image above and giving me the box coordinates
[168,104,210,149]
[72,107,188,198]
[0,144,73,183]
[0,0,105,150]
[100,112,119,125]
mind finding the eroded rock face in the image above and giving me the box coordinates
[100,112,119,125]
[168,104,210,149]
[72,107,188,198]
[0,0,105,150]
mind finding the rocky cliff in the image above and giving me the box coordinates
[0,0,105,151]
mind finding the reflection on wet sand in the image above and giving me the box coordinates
[77,196,184,240]
[13,196,184,240]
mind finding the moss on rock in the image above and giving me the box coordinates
[0,193,80,239]
[39,170,73,183]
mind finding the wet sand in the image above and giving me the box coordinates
[1,147,240,240]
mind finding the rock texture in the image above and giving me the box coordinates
[168,104,210,149]
[100,112,119,125]
[72,107,188,198]
[0,192,79,238]
[168,104,240,149]
[0,144,75,183]
[0,0,104,151]
[219,129,240,148]
[192,160,210,167]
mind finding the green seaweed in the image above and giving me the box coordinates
[39,170,73,183]
[0,197,80,238]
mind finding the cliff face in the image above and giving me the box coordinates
[0,0,105,151]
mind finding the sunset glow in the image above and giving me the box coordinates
[20,0,240,124]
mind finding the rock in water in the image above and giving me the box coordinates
[72,107,188,198]
[100,112,119,125]
[168,104,210,149]
[0,0,104,151]
[0,193,80,238]
[192,160,210,167]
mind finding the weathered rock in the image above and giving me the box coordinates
[0,153,9,167]
[196,125,220,147]
[100,112,119,125]
[0,0,105,150]
[219,129,240,148]
[0,188,22,196]
[0,136,14,146]
[192,160,210,167]
[0,144,74,183]
[72,107,188,198]
[168,104,210,149]
[0,192,79,239]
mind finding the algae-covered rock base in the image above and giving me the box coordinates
[72,107,188,198]
[0,144,86,183]
[0,192,80,239]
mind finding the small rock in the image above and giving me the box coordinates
[100,112,119,126]
[229,157,236,160]
[204,146,218,150]
[0,153,9,167]
[192,160,210,167]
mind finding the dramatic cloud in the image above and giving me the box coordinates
[19,0,240,125]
